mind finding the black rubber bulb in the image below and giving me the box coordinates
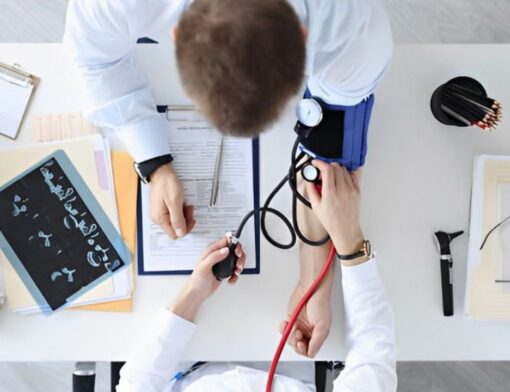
[212,243,238,280]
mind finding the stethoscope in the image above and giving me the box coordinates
[301,163,321,183]
[212,97,330,280]
[210,96,366,392]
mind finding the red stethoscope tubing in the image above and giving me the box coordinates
[265,243,336,392]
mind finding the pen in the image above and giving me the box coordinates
[172,362,206,382]
[209,136,224,207]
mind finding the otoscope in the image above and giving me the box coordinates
[434,230,464,316]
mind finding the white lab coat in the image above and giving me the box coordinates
[64,0,393,163]
[116,259,397,391]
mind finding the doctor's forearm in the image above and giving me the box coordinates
[171,285,204,322]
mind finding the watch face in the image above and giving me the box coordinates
[364,240,369,255]
[364,240,372,258]
[296,99,323,127]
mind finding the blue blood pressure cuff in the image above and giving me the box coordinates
[297,92,375,172]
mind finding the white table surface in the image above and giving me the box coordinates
[0,43,510,362]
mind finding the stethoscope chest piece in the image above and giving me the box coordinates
[301,163,320,183]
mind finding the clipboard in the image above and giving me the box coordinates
[0,62,39,139]
[137,105,261,275]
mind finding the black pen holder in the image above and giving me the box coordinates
[430,76,488,127]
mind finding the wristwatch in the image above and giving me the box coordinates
[133,154,174,184]
[336,240,373,262]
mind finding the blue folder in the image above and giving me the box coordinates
[137,139,260,275]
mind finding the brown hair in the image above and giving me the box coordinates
[176,0,305,137]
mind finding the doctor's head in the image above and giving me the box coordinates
[174,0,305,137]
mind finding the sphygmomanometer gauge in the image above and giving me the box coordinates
[296,98,323,127]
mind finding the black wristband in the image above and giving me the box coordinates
[336,240,371,261]
[336,250,365,261]
[134,154,174,184]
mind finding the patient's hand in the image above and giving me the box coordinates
[280,264,332,358]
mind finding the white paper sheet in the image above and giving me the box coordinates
[498,183,510,284]
[141,109,257,273]
[464,155,484,316]
[465,155,510,318]
[0,76,33,138]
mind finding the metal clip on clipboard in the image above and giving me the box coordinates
[0,61,39,139]
[0,62,34,87]
[157,104,196,121]
[157,105,224,207]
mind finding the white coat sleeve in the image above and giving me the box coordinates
[116,309,197,392]
[333,259,397,392]
[64,0,188,162]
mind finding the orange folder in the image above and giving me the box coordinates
[74,151,137,312]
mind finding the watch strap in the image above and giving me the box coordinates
[134,154,174,183]
[337,240,371,261]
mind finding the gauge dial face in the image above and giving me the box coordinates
[296,99,323,127]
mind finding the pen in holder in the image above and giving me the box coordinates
[430,76,502,131]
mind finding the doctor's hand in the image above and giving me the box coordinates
[306,161,364,255]
[150,163,196,239]
[171,237,245,322]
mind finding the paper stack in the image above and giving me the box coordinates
[465,155,510,320]
[0,136,134,314]
[32,111,99,142]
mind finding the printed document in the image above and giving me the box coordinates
[140,109,257,273]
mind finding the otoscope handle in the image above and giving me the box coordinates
[440,256,454,316]
[212,243,238,280]
[434,230,463,317]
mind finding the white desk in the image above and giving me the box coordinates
[0,43,509,362]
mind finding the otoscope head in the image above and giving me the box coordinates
[448,231,464,241]
[434,230,464,254]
